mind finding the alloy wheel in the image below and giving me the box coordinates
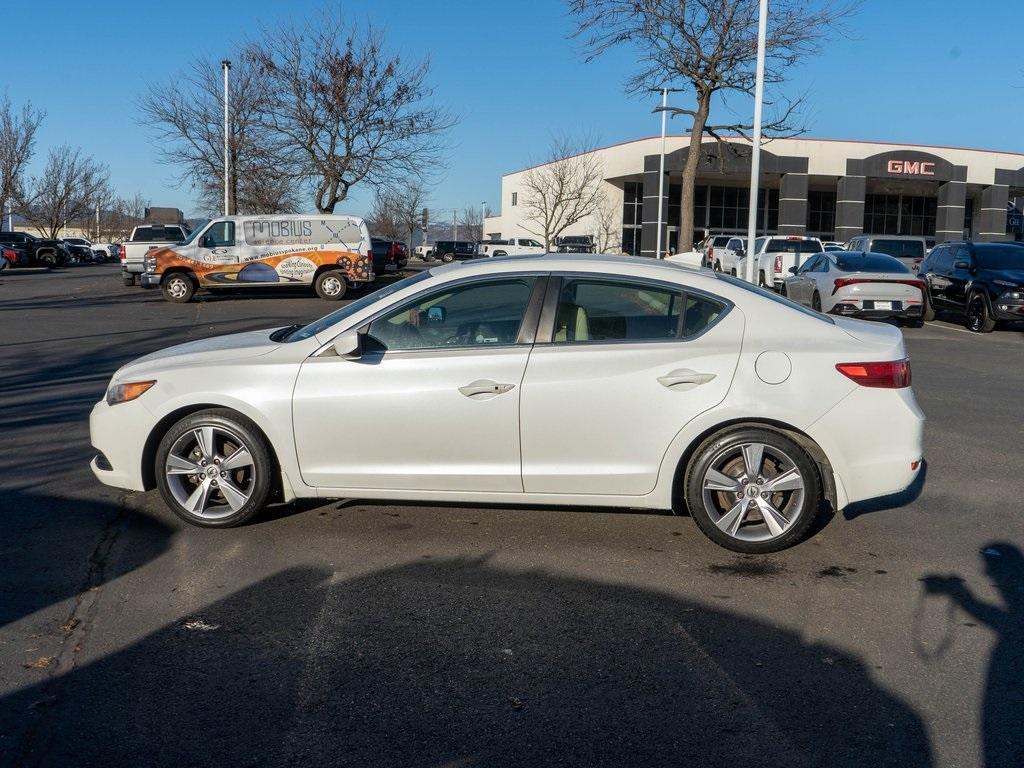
[700,442,806,543]
[164,425,257,520]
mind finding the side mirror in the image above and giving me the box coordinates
[735,249,745,258]
[332,331,361,359]
[788,266,799,274]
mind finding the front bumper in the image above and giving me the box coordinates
[140,272,160,288]
[993,293,1024,320]
[89,398,151,492]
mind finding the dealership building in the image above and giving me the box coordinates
[482,136,1024,255]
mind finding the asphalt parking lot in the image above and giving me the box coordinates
[1,263,1022,768]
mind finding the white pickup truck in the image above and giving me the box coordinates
[120,223,190,286]
[734,235,824,289]
[475,237,545,258]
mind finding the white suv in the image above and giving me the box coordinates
[476,238,545,258]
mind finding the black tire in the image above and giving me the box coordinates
[314,269,348,300]
[684,427,821,553]
[812,291,822,312]
[123,275,136,287]
[161,272,195,303]
[758,270,767,288]
[966,292,996,333]
[921,285,936,322]
[40,252,57,268]
[440,251,455,263]
[780,283,788,298]
[714,260,722,273]
[155,409,272,528]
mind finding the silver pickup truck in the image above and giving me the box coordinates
[120,224,190,286]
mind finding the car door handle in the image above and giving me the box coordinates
[458,379,516,399]
[658,369,716,390]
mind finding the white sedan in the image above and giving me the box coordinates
[781,251,925,323]
[90,254,925,553]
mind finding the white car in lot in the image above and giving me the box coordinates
[90,254,924,553]
[735,236,824,289]
[781,251,925,323]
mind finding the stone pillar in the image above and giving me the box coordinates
[934,181,966,244]
[976,184,1010,242]
[777,173,808,235]
[640,154,668,257]
[834,176,866,243]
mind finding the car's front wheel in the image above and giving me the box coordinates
[685,428,820,553]
[156,409,272,527]
[966,292,996,333]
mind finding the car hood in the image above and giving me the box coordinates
[988,269,1024,286]
[113,328,283,380]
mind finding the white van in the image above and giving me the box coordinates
[140,214,374,302]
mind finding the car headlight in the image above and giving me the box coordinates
[999,289,1023,301]
[106,380,156,406]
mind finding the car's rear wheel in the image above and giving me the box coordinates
[314,269,347,300]
[156,410,272,528]
[40,252,57,268]
[441,251,454,263]
[161,272,195,303]
[812,291,822,312]
[921,285,936,322]
[685,428,820,553]
[966,292,996,333]
[758,270,767,288]
[714,260,722,272]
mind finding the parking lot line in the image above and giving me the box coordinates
[925,322,976,335]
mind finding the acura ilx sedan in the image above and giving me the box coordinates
[90,254,925,553]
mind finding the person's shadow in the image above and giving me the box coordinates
[923,543,1024,768]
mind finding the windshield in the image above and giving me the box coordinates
[977,245,1024,271]
[766,239,823,254]
[284,270,433,342]
[835,253,910,273]
[870,239,925,260]
[713,272,834,324]
[178,221,209,247]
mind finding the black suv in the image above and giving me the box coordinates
[0,231,70,267]
[919,241,1024,332]
[431,240,477,263]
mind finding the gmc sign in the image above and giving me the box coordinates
[887,160,936,176]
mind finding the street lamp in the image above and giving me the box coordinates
[222,59,231,216]
[651,88,683,259]
[481,201,487,238]
[743,0,769,285]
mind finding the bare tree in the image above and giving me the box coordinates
[457,205,483,242]
[568,0,855,252]
[520,136,603,250]
[249,12,455,213]
[0,95,45,225]
[96,192,150,241]
[389,184,428,250]
[139,53,300,216]
[591,188,622,253]
[364,189,405,241]
[20,146,109,239]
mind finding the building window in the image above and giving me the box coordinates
[864,194,936,237]
[621,181,643,255]
[704,186,777,234]
[807,190,836,236]
[864,194,899,235]
[511,192,517,207]
[901,195,937,236]
[964,197,974,239]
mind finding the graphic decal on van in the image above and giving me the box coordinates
[150,246,372,286]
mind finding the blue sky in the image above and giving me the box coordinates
[4,0,1021,220]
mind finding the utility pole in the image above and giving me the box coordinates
[655,88,667,259]
[95,201,100,240]
[481,201,487,239]
[453,208,458,241]
[221,59,231,217]
[743,0,768,285]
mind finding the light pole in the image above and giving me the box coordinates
[743,0,769,285]
[221,59,231,217]
[453,208,458,242]
[481,201,487,239]
[651,88,683,259]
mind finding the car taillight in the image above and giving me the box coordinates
[832,278,926,295]
[773,255,782,273]
[119,244,126,262]
[836,359,911,389]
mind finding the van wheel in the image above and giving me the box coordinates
[314,269,347,300]
[162,273,195,303]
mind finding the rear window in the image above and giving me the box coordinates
[766,239,823,254]
[133,226,186,242]
[976,245,1024,271]
[870,239,925,260]
[713,236,731,247]
[835,253,910,274]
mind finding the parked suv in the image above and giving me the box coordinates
[845,235,928,272]
[431,240,477,262]
[919,241,1024,332]
[0,231,70,267]
[370,237,408,275]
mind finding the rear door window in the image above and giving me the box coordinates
[870,239,925,260]
[766,239,823,254]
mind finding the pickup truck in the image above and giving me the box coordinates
[698,234,746,273]
[475,237,545,258]
[120,224,190,286]
[734,236,824,289]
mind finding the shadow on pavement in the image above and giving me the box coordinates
[923,543,1024,768]
[2,556,933,767]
